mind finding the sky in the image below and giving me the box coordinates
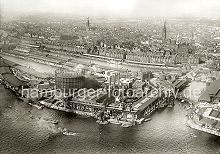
[1,0,220,18]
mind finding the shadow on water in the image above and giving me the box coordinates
[166,106,175,112]
[56,111,77,119]
[156,106,168,114]
[207,135,220,145]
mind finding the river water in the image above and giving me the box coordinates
[0,55,220,154]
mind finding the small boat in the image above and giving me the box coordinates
[50,120,59,124]
[28,103,43,110]
[136,118,145,125]
[108,119,121,125]
[44,118,59,124]
[167,104,173,108]
[62,128,77,136]
[7,105,12,108]
[121,123,133,128]
[144,118,151,122]
[190,133,197,138]
[63,131,77,136]
[96,120,109,125]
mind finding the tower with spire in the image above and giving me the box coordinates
[162,20,167,41]
[0,4,2,29]
[86,17,90,31]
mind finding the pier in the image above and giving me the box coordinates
[39,88,168,124]
[186,119,220,137]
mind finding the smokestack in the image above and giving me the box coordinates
[87,17,90,30]
[191,30,194,40]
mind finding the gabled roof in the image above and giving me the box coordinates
[199,78,220,102]
[15,66,53,79]
[0,58,19,67]
[200,118,217,125]
[197,108,207,116]
[209,110,220,118]
[209,79,220,95]
[218,113,220,119]
[0,58,10,67]
[215,90,220,98]
[215,122,220,129]
[0,67,11,74]
[175,80,187,89]
[2,73,26,87]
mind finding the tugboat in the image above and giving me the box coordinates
[62,128,77,136]
[63,131,77,136]
[43,118,59,124]
[144,118,151,122]
[121,121,134,127]
[28,103,44,110]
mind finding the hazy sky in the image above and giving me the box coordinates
[1,0,220,17]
